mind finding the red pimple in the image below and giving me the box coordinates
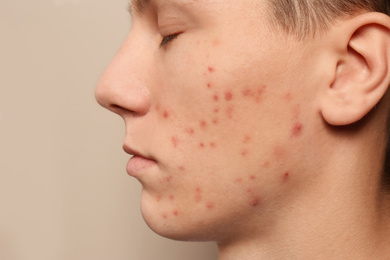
[164,176,173,183]
[241,149,249,157]
[208,66,215,73]
[206,202,215,210]
[200,121,207,128]
[212,118,219,125]
[173,210,179,217]
[243,135,251,144]
[210,142,217,148]
[178,166,186,171]
[186,128,195,135]
[242,88,252,97]
[213,108,220,114]
[262,161,270,168]
[242,85,266,103]
[171,136,179,148]
[225,92,233,101]
[207,83,212,89]
[169,195,175,201]
[292,122,303,137]
[250,175,256,181]
[213,95,219,102]
[163,111,169,119]
[251,197,261,207]
[283,172,290,182]
[163,214,168,219]
[199,143,205,148]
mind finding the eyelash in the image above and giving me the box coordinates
[160,33,180,47]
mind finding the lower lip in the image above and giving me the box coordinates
[126,156,157,177]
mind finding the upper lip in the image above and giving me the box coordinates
[122,143,152,160]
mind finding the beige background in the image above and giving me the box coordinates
[0,0,217,259]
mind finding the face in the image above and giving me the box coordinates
[96,0,321,242]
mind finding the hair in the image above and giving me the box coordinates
[268,0,390,39]
[268,0,390,187]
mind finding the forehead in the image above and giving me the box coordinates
[129,0,199,14]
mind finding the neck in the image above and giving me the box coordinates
[217,132,390,260]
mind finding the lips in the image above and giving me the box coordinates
[123,144,157,177]
[126,155,157,176]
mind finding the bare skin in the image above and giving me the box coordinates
[96,0,390,259]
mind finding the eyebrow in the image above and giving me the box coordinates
[128,0,150,15]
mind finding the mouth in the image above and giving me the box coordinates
[123,144,157,177]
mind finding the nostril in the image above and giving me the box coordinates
[109,104,127,114]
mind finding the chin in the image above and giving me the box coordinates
[140,199,218,242]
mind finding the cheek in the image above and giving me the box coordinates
[153,65,304,216]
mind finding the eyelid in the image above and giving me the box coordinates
[160,33,181,47]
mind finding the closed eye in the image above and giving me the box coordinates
[160,33,180,47]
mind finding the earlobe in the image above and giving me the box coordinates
[320,12,390,126]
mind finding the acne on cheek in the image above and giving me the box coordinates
[241,85,267,103]
[291,105,304,138]
[193,187,216,211]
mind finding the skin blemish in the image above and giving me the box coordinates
[165,176,173,183]
[241,149,249,157]
[173,210,179,217]
[251,197,261,207]
[262,161,270,168]
[246,188,261,207]
[185,128,195,135]
[250,175,256,181]
[199,143,205,148]
[213,108,220,114]
[163,214,168,219]
[207,83,212,89]
[234,178,243,184]
[213,94,219,102]
[156,195,163,202]
[226,106,234,119]
[200,121,207,129]
[243,135,251,144]
[212,118,219,125]
[169,195,175,201]
[283,172,290,182]
[242,88,252,97]
[195,187,202,203]
[242,85,266,103]
[225,91,233,101]
[208,66,215,73]
[291,122,303,137]
[210,142,217,148]
[273,145,287,161]
[178,166,186,171]
[206,202,215,210]
[163,111,169,119]
[284,92,293,102]
[171,136,179,148]
[291,105,303,138]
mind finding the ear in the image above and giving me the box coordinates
[320,12,390,126]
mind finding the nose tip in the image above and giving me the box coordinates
[95,49,151,116]
[95,75,151,116]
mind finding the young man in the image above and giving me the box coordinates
[96,0,390,259]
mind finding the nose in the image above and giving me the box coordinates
[95,34,151,116]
